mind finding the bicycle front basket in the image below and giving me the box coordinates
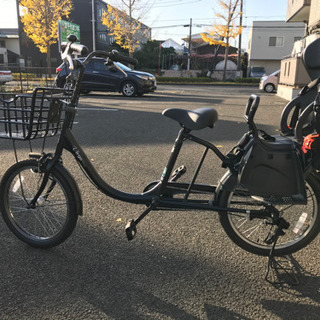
[0,87,69,140]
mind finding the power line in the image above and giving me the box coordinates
[152,24,304,29]
[152,0,203,8]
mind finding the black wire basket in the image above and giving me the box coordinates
[0,87,71,140]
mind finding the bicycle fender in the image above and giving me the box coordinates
[216,170,239,194]
[54,164,83,216]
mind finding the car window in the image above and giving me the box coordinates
[86,61,95,71]
[94,61,108,71]
[115,62,131,72]
[85,60,108,72]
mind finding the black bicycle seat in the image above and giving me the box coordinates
[162,107,218,130]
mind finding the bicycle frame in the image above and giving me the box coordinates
[28,49,271,232]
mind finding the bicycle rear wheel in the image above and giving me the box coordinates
[0,159,80,248]
[218,174,320,256]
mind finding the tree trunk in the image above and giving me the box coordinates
[223,37,229,82]
[47,45,52,79]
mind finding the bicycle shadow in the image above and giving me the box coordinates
[204,305,251,320]
[1,213,320,320]
[261,253,320,319]
[0,216,233,319]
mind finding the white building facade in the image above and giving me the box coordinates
[247,21,305,76]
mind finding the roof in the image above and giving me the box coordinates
[0,28,19,38]
[161,38,183,51]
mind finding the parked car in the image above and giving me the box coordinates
[55,57,157,97]
[259,70,280,93]
[0,69,13,85]
[170,64,179,71]
[249,66,266,78]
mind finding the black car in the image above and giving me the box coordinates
[55,57,157,97]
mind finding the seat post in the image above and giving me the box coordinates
[158,127,189,194]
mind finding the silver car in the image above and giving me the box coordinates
[0,69,13,85]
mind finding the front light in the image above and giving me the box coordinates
[137,75,150,81]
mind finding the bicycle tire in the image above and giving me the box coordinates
[0,159,81,248]
[218,174,320,256]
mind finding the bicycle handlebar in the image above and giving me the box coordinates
[60,34,138,69]
[82,50,138,66]
[244,94,260,136]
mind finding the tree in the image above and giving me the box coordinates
[19,0,73,74]
[101,0,150,58]
[201,0,242,81]
[134,41,175,70]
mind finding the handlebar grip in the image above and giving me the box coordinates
[245,94,260,122]
[70,43,89,56]
[61,42,88,56]
[111,51,138,66]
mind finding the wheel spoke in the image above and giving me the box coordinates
[0,160,78,248]
[219,176,320,256]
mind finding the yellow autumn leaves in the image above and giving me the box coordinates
[200,0,242,47]
[20,0,73,54]
[101,4,147,56]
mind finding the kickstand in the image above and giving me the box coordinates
[265,237,300,286]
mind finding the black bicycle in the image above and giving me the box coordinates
[1,35,320,259]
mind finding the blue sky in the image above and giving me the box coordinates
[1,0,288,49]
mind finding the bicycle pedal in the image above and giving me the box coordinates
[125,219,137,241]
[170,165,186,182]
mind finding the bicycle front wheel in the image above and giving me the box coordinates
[0,159,80,248]
[218,175,320,256]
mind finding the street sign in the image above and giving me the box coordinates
[58,20,81,44]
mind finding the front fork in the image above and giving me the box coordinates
[27,152,60,208]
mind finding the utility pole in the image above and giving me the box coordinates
[92,0,96,51]
[185,18,192,76]
[237,0,243,72]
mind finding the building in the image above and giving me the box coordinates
[18,0,151,69]
[247,20,305,76]
[161,38,184,53]
[183,33,238,71]
[277,0,320,100]
[0,28,21,66]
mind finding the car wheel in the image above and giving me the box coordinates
[121,81,137,97]
[264,83,275,93]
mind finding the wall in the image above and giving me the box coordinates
[309,0,320,31]
[248,21,305,61]
[5,38,20,54]
[286,0,311,21]
[249,60,281,75]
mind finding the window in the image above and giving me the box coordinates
[0,40,5,48]
[269,36,284,47]
[99,34,107,42]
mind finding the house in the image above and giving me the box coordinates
[247,20,305,76]
[17,0,151,68]
[160,38,184,53]
[277,0,320,100]
[183,33,238,72]
[0,28,22,66]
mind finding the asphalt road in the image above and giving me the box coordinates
[0,85,320,320]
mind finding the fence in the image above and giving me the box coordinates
[2,66,57,92]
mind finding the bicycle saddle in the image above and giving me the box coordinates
[162,107,218,130]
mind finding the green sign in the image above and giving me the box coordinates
[58,20,80,43]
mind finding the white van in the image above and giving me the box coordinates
[259,70,280,93]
